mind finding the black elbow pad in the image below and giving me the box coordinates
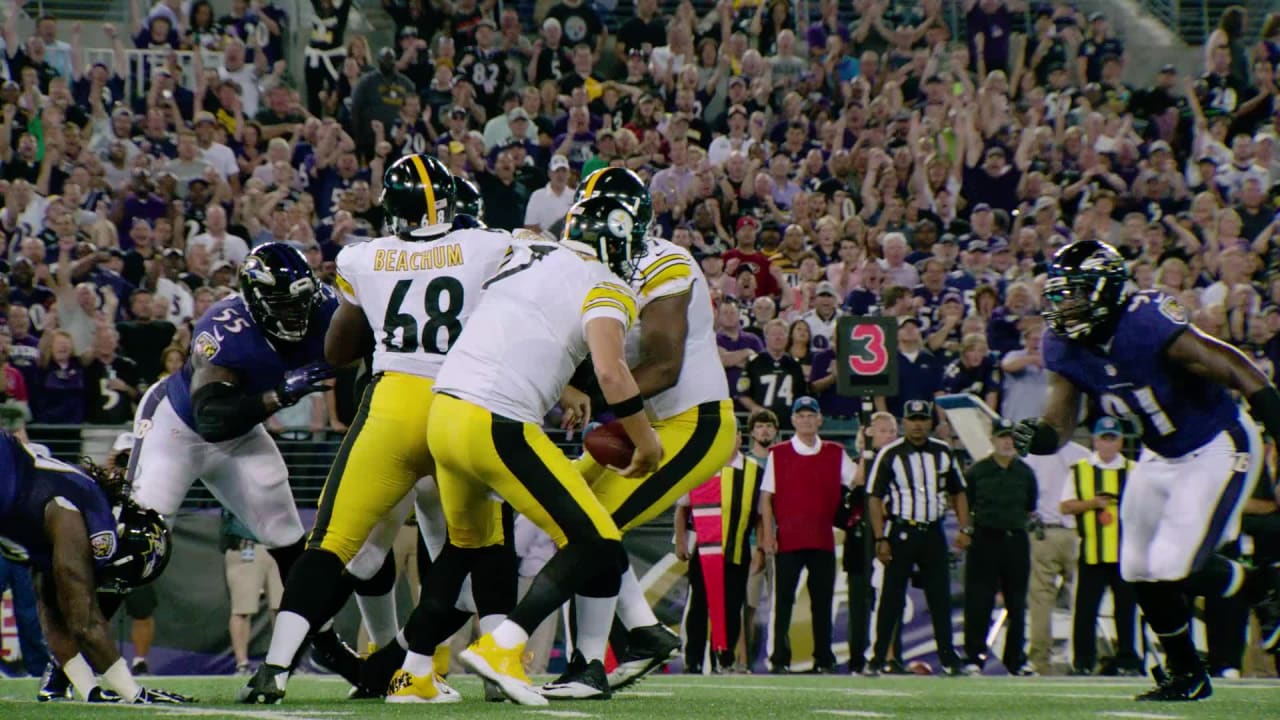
[191,382,269,442]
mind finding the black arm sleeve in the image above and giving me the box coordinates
[1249,387,1280,443]
[191,382,272,443]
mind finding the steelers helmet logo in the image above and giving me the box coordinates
[607,209,633,239]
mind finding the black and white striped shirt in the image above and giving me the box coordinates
[868,438,966,524]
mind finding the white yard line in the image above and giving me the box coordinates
[1096,712,1185,720]
[642,681,912,697]
[813,710,893,718]
[524,711,597,718]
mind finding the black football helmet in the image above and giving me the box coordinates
[380,153,456,235]
[453,176,484,225]
[99,501,171,593]
[574,168,652,242]
[563,196,646,281]
[239,242,320,343]
[1043,239,1129,343]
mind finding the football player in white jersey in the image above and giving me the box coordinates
[418,196,661,706]
[540,169,738,697]
[240,154,517,704]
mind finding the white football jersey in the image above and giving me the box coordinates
[334,228,514,378]
[435,241,638,424]
[627,238,730,420]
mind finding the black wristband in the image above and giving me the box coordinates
[1248,386,1280,442]
[875,537,888,542]
[1027,421,1061,455]
[611,393,645,417]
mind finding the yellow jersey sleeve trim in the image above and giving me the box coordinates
[639,253,691,279]
[582,284,638,326]
[334,271,359,305]
[639,262,693,298]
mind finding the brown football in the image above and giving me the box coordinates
[583,421,635,468]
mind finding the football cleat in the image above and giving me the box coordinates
[384,670,462,704]
[37,662,73,702]
[1135,666,1212,702]
[458,634,548,706]
[236,663,288,704]
[541,650,612,700]
[309,628,363,687]
[606,623,680,690]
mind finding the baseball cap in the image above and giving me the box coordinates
[399,26,419,38]
[112,106,134,119]
[1093,416,1123,437]
[508,107,530,122]
[728,104,748,118]
[989,238,1011,253]
[937,233,958,246]
[476,17,496,29]
[942,290,964,305]
[549,155,569,172]
[728,76,746,87]
[1159,63,1177,75]
[898,315,922,328]
[791,396,821,415]
[449,106,468,119]
[112,432,137,453]
[448,141,466,155]
[971,202,992,214]
[1088,11,1105,22]
[967,239,990,253]
[211,259,235,274]
[815,281,838,297]
[903,400,933,420]
[1034,196,1058,213]
[195,111,217,125]
[736,216,760,231]
[992,419,1015,437]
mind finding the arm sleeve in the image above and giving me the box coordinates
[839,450,857,488]
[1059,465,1080,505]
[333,247,360,306]
[760,454,776,494]
[946,451,966,493]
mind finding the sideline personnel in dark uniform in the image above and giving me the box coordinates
[962,419,1037,675]
[1060,416,1140,676]
[867,399,971,676]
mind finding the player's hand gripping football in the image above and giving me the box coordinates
[609,427,663,479]
[558,384,591,436]
[1011,419,1040,457]
[275,361,337,407]
[132,687,196,704]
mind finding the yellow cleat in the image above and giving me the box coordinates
[433,644,451,677]
[458,634,548,706]
[384,670,462,704]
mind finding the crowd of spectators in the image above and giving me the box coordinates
[0,0,1275,435]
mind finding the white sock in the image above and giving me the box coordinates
[490,619,529,649]
[131,656,147,666]
[265,611,312,668]
[478,614,505,634]
[575,594,619,663]
[62,655,97,700]
[402,650,434,676]
[356,591,399,648]
[396,629,409,650]
[101,658,141,700]
[319,619,334,632]
[616,567,659,630]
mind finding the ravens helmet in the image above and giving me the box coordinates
[1043,239,1129,343]
[574,168,652,242]
[563,196,646,280]
[380,153,456,236]
[239,242,320,343]
[99,501,171,593]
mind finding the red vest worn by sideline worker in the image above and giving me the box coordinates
[770,438,844,553]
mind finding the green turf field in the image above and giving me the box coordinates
[3,674,1280,720]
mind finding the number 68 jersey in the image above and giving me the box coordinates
[334,228,515,378]
[1042,290,1239,459]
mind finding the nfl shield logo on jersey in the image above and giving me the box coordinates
[90,531,116,560]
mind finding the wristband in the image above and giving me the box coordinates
[101,657,141,701]
[610,393,645,417]
[63,654,98,700]
[875,537,888,543]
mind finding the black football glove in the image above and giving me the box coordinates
[86,687,122,703]
[275,361,336,407]
[1011,419,1040,457]
[133,687,196,704]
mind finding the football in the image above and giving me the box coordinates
[584,421,635,468]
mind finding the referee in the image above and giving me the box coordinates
[867,400,971,676]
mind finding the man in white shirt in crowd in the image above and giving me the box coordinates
[801,282,842,351]
[1021,441,1091,675]
[195,111,242,194]
[188,206,250,266]
[523,155,575,233]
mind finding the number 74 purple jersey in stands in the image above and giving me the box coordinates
[1042,290,1240,459]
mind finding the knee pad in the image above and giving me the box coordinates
[351,551,397,597]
